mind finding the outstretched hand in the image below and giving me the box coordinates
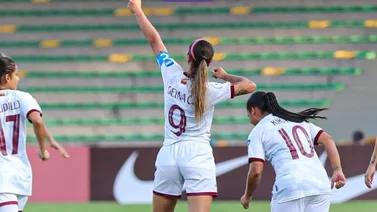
[128,0,142,14]
[49,139,70,158]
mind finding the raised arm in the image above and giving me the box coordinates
[212,67,256,97]
[128,0,167,56]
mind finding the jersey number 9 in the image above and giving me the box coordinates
[168,105,187,136]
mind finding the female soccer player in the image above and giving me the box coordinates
[127,0,256,211]
[240,91,346,212]
[364,141,377,188]
[0,53,69,212]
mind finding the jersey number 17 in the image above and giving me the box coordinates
[0,114,20,156]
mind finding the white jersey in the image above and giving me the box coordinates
[247,114,331,203]
[0,89,42,196]
[156,51,235,145]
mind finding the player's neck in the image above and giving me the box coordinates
[259,113,271,121]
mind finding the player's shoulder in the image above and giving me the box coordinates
[7,90,33,99]
[208,81,229,88]
[156,51,179,69]
[247,124,264,140]
[207,81,230,93]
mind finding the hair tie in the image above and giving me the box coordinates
[190,38,204,62]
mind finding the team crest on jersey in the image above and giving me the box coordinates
[180,78,188,85]
[211,82,223,89]
[247,139,251,145]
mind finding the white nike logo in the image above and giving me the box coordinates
[113,151,248,204]
[318,151,377,203]
[113,151,377,204]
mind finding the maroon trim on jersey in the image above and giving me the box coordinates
[183,72,189,77]
[186,192,218,197]
[314,130,324,146]
[0,201,18,207]
[26,109,42,123]
[230,84,235,99]
[153,191,181,199]
[248,157,265,164]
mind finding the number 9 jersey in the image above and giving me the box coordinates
[247,114,331,204]
[156,51,235,145]
[0,89,42,196]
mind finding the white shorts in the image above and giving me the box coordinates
[0,193,28,212]
[271,194,331,212]
[153,141,217,199]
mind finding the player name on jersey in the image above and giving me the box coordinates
[167,86,194,105]
[0,100,20,113]
[270,118,287,126]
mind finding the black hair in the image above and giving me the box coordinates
[0,53,16,84]
[246,91,327,123]
[352,130,364,143]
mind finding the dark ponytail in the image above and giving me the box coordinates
[247,91,327,123]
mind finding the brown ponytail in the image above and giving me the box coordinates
[191,59,208,122]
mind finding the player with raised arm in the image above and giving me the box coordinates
[364,141,377,188]
[127,0,256,211]
[240,91,346,212]
[0,54,69,212]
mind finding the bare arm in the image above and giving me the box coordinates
[213,68,257,97]
[47,130,70,158]
[244,161,264,197]
[28,111,48,159]
[317,132,342,171]
[130,1,167,56]
[369,141,377,167]
[365,138,377,188]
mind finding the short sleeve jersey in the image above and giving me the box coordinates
[247,114,331,203]
[156,51,235,145]
[0,89,42,196]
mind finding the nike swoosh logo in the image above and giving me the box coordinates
[318,151,377,203]
[113,151,248,204]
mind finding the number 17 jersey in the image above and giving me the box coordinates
[0,89,42,196]
[156,52,235,145]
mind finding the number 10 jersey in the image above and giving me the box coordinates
[247,114,331,204]
[156,51,235,145]
[0,89,42,196]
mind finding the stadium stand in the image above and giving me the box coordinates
[0,0,376,144]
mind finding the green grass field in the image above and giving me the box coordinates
[24,201,377,212]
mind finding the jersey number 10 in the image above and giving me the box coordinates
[278,125,315,159]
[0,114,20,156]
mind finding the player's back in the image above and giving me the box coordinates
[0,89,39,196]
[157,52,234,145]
[257,114,331,203]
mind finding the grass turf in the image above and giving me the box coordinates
[25,201,377,212]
